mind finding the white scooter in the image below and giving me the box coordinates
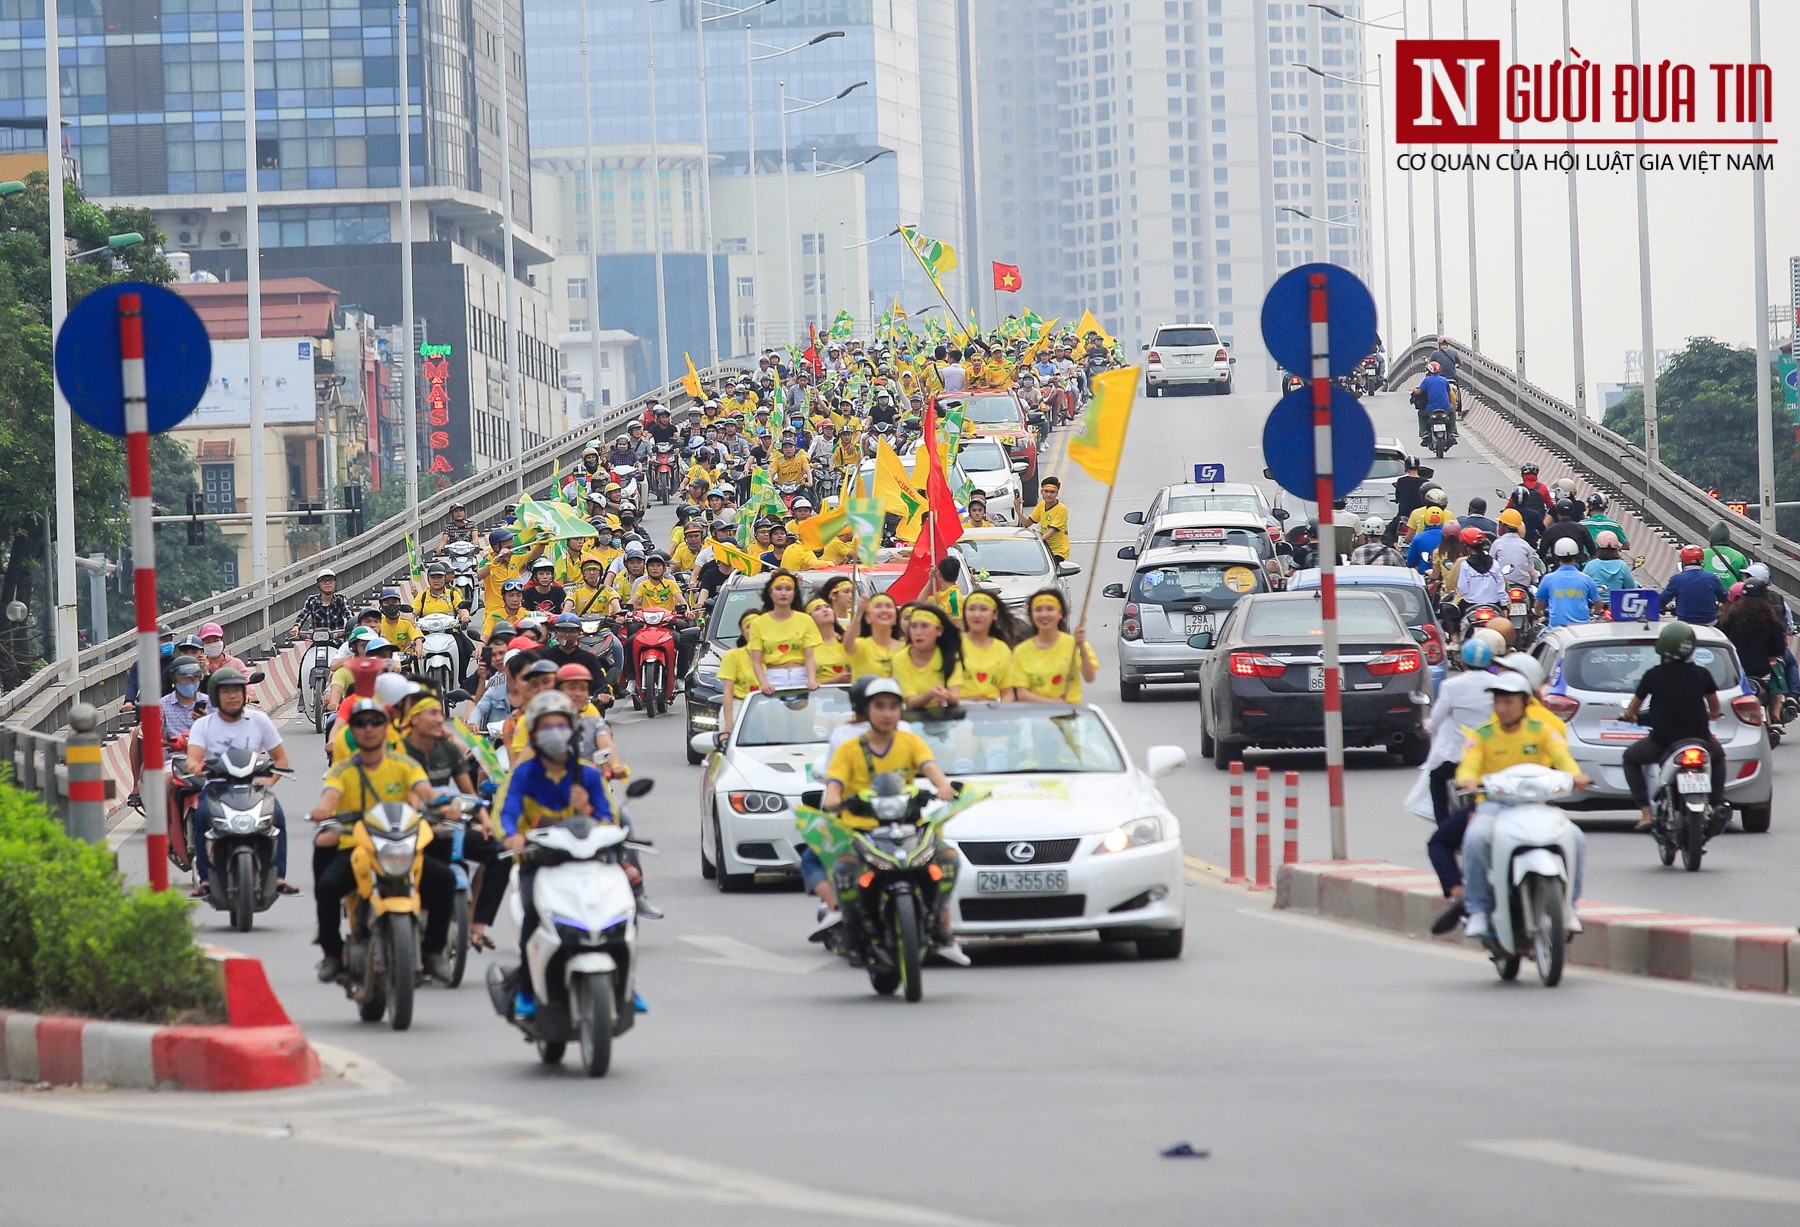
[485,778,653,1077]
[442,541,484,614]
[298,627,340,734]
[1479,764,1580,987]
[417,613,469,694]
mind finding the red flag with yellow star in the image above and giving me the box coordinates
[992,261,1022,293]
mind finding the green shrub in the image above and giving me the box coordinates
[0,776,223,1023]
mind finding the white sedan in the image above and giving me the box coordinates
[693,688,852,890]
[912,703,1188,959]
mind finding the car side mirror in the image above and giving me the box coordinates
[1011,460,1029,473]
[1272,507,1290,522]
[1145,744,1187,780]
[1123,511,1145,525]
[1101,583,1127,599]
[1187,631,1215,650]
[1139,342,1149,351]
[801,788,825,808]
[678,626,702,645]
[689,732,718,757]
[1116,546,1139,560]
[1408,627,1429,644]
[625,778,655,799]
[446,688,473,703]
[1057,562,1082,577]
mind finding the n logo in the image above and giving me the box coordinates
[1395,40,1501,143]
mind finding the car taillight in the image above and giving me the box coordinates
[1676,746,1707,768]
[1540,692,1580,720]
[1215,347,1229,362]
[1366,649,1422,676]
[1147,349,1161,364]
[1731,694,1765,726]
[1229,652,1286,679]
[1122,602,1142,642]
[1420,627,1446,666]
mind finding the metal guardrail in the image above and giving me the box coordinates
[1391,337,1800,591]
[0,363,747,739]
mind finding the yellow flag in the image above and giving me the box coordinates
[872,440,927,542]
[1067,367,1139,486]
[681,352,703,400]
[710,537,764,576]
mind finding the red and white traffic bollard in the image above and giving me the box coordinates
[1251,765,1272,891]
[120,292,169,892]
[1226,761,1246,883]
[1283,770,1300,866]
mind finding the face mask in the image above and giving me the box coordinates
[534,727,573,760]
[175,681,199,699]
[202,641,224,658]
[160,642,174,658]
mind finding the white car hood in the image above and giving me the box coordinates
[942,774,1156,840]
[982,573,1055,605]
[719,743,829,791]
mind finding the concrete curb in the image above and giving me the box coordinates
[0,947,318,1091]
[1275,859,1800,994]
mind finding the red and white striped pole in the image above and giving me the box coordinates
[121,292,169,892]
[1251,764,1271,891]
[1283,770,1300,866]
[1226,760,1246,883]
[1309,272,1349,860]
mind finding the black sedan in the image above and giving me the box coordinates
[1197,589,1433,769]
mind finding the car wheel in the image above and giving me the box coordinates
[1119,677,1142,702]
[1738,803,1772,833]
[1220,377,1232,396]
[700,805,717,880]
[1198,715,1216,759]
[712,808,753,892]
[1137,929,1184,960]
[1394,735,1430,767]
[1212,732,1241,771]
[686,716,706,765]
[1148,383,1162,398]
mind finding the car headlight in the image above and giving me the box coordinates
[728,791,787,814]
[1098,816,1163,853]
[691,710,719,729]
[375,835,419,876]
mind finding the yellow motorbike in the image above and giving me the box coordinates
[334,801,432,1031]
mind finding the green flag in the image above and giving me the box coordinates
[515,496,599,543]
[898,225,958,292]
[845,496,885,566]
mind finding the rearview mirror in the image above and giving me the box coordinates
[1123,511,1145,525]
[801,788,825,808]
[1272,507,1290,522]
[1116,546,1139,560]
[625,778,655,799]
[1101,583,1127,599]
[1057,562,1082,577]
[1408,627,1429,644]
[247,671,266,685]
[1011,460,1029,473]
[1139,342,1149,351]
[1187,631,1215,650]
[689,732,719,757]
[1145,745,1188,780]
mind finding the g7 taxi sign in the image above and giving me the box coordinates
[54,282,211,438]
[1610,589,1661,623]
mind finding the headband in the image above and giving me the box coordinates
[1031,595,1063,613]
[964,591,999,613]
[406,696,442,716]
[805,597,830,613]
[908,605,947,627]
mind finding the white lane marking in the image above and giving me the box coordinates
[1472,1140,1800,1206]
[0,1091,1002,1226]
[309,1040,403,1092]
[679,934,828,975]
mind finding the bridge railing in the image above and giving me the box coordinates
[0,363,747,739]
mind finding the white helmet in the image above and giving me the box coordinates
[1497,651,1545,691]
[1486,672,1534,697]
[316,566,337,580]
[1746,562,1772,583]
[373,672,420,710]
[1552,536,1580,558]
[1360,515,1386,537]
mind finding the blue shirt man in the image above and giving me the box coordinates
[1535,563,1600,628]
[1406,524,1444,574]
[1661,565,1729,626]
[1420,372,1451,410]
[1581,556,1636,601]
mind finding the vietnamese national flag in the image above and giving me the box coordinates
[805,322,823,379]
[887,398,965,605]
[992,261,1022,293]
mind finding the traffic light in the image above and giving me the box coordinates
[343,483,365,537]
[185,491,204,545]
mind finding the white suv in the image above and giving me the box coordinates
[1142,322,1234,397]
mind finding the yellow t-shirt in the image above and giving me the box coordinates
[773,452,810,484]
[378,615,420,650]
[1455,716,1579,789]
[847,636,904,679]
[822,536,858,566]
[566,582,611,616]
[780,542,822,572]
[413,589,463,618]
[671,541,703,572]
[715,647,758,700]
[481,552,529,611]
[891,645,963,701]
[932,586,964,618]
[813,640,851,684]
[1029,500,1070,559]
[957,637,1013,701]
[1006,633,1098,702]
[321,751,429,846]
[631,576,684,611]
[480,606,522,639]
[609,568,646,606]
[746,611,821,667]
[826,728,936,799]
[576,543,623,574]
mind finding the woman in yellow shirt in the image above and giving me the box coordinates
[716,611,762,740]
[843,592,906,679]
[1007,588,1098,702]
[817,575,856,631]
[746,569,821,694]
[807,598,851,684]
[957,592,1016,702]
[892,604,963,711]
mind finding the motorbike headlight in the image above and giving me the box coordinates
[375,835,419,877]
[872,794,909,822]
[1098,816,1163,853]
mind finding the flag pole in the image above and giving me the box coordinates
[1073,478,1116,635]
[899,225,968,337]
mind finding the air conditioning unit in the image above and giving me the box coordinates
[177,230,194,245]
[218,229,237,246]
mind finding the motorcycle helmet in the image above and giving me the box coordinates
[1360,515,1387,537]
[687,438,707,453]
[345,697,389,725]
[1520,462,1539,477]
[851,676,903,716]
[1427,360,1441,374]
[1585,492,1607,514]
[379,586,402,602]
[1746,562,1772,583]
[554,663,594,685]
[1551,537,1580,558]
[524,689,577,733]
[1744,579,1770,600]
[676,503,701,522]
[1593,531,1620,550]
[373,672,420,711]
[1422,486,1449,509]
[426,560,450,576]
[1553,499,1581,521]
[1404,454,1419,469]
[1680,545,1705,566]
[1510,485,1533,507]
[1459,527,1489,548]
[1460,637,1495,670]
[1656,620,1697,662]
[489,528,514,548]
[1486,671,1534,698]
[171,658,205,684]
[552,612,582,630]
[792,496,814,513]
[1497,652,1545,691]
[530,557,556,573]
[1728,580,1745,602]
[625,541,646,557]
[1469,626,1508,658]
[646,551,669,565]
[316,566,338,581]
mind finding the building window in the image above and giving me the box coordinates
[567,277,588,300]
[800,232,826,256]
[736,276,755,299]
[201,462,236,515]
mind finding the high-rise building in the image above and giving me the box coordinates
[976,0,1372,389]
[0,0,562,484]
[523,0,980,358]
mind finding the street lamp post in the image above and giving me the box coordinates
[397,0,418,511]
[1561,0,1588,420]
[1750,0,1775,537]
[1630,0,1658,483]
[497,15,523,490]
[812,148,889,332]
[1510,0,1526,394]
[1427,0,1444,338]
[242,0,267,584]
[580,0,601,414]
[46,0,75,672]
[779,79,868,346]
[645,2,670,390]
[1296,59,1394,343]
[1462,0,1479,350]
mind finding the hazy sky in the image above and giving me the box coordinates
[1355,0,1795,415]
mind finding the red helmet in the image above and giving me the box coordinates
[1680,545,1705,566]
[554,663,594,685]
[1459,526,1489,548]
